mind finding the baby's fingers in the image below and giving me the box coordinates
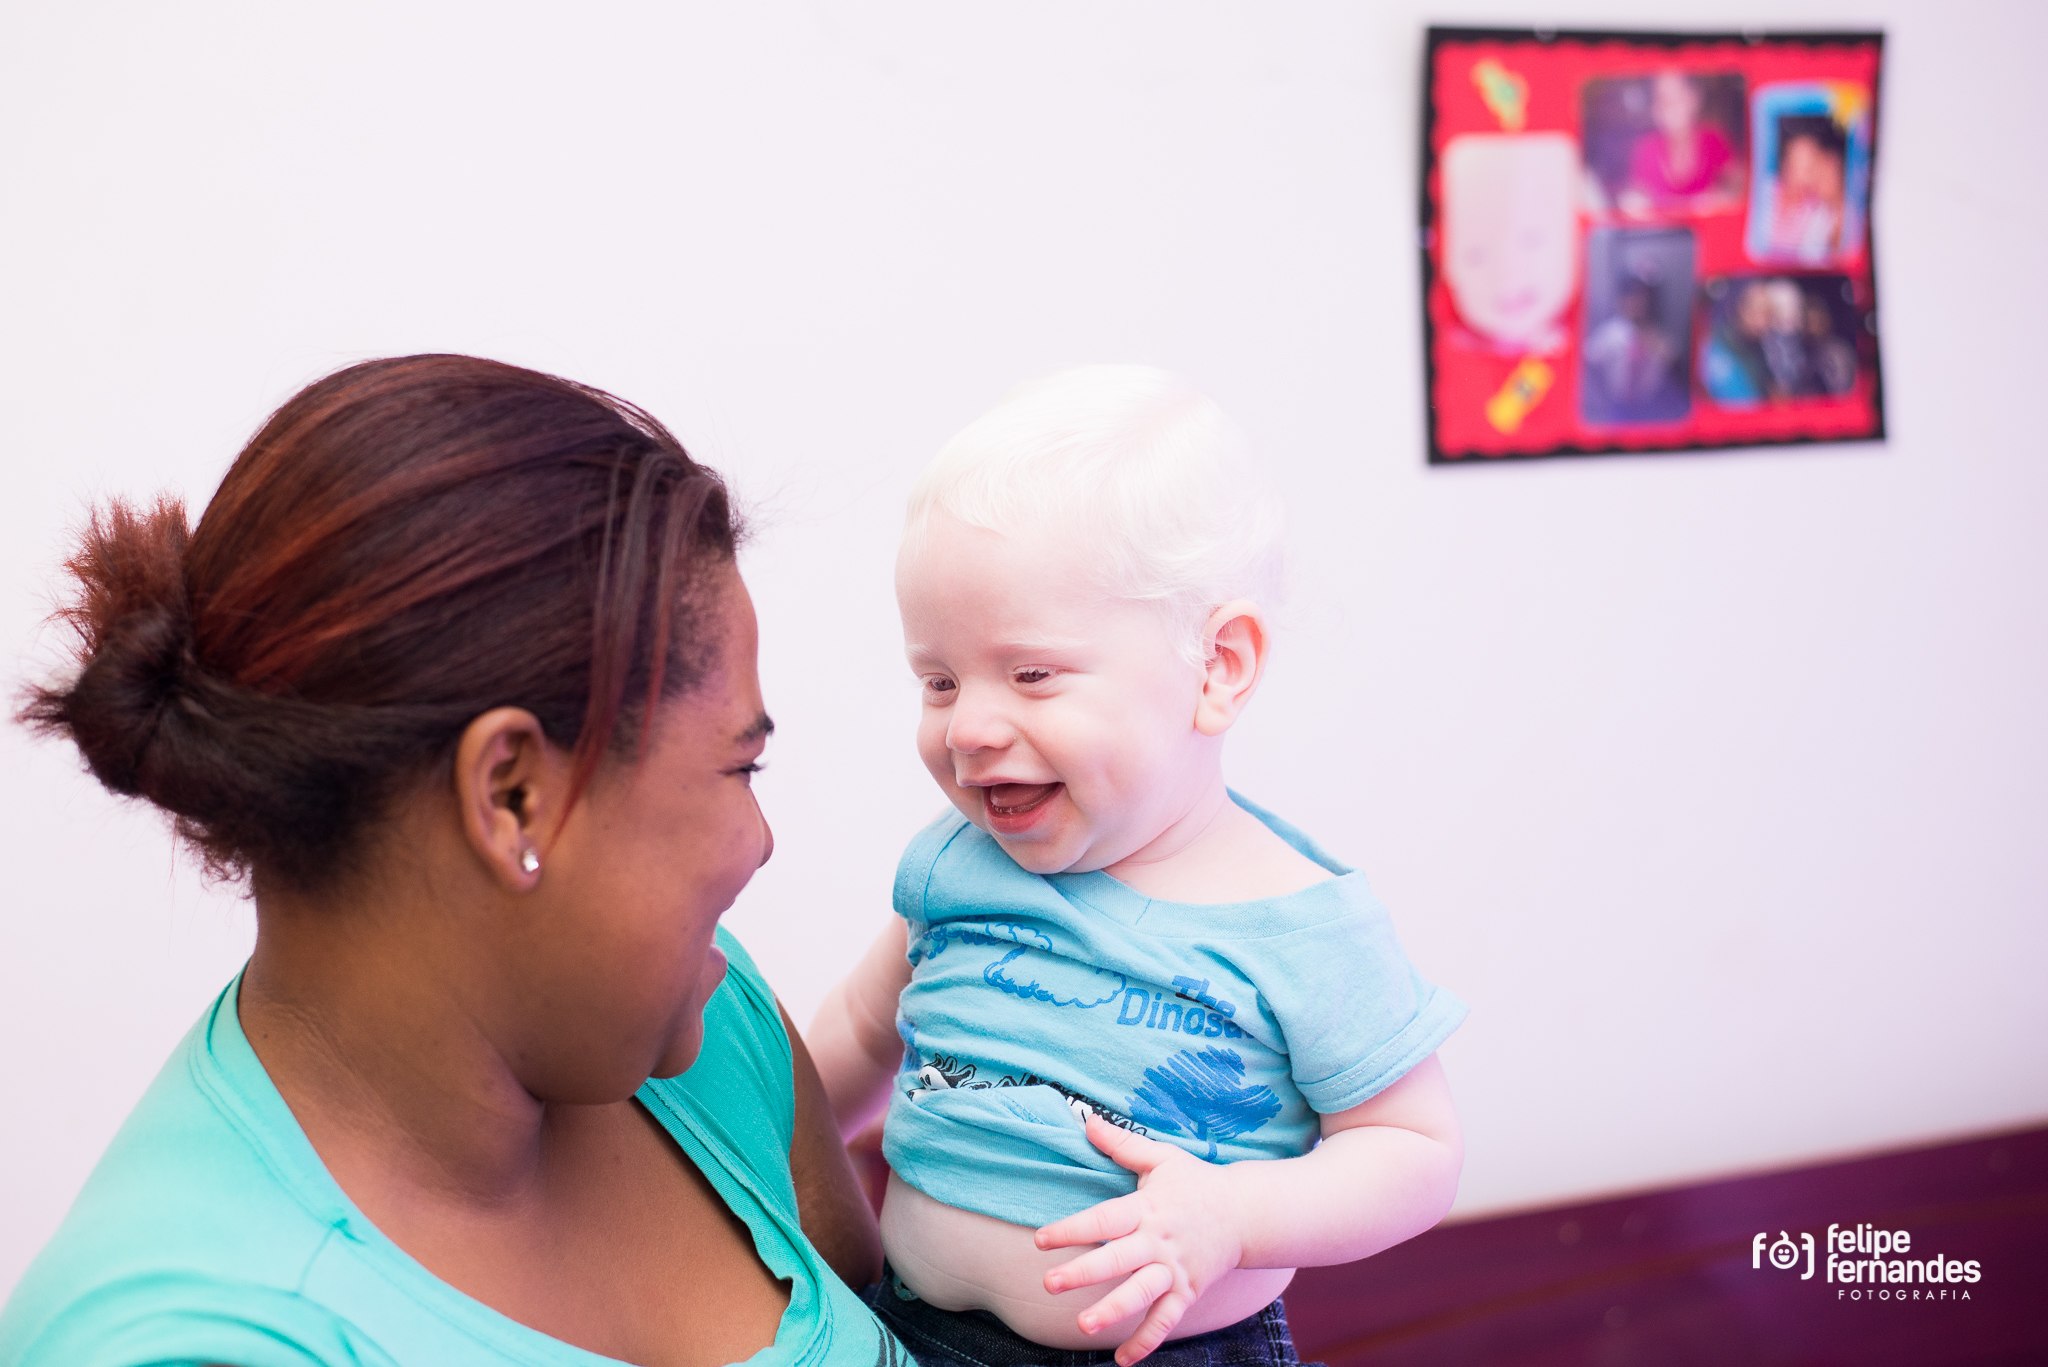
[1036,1192,1143,1251]
[1077,1263,1174,1338]
[1114,1289,1191,1367]
[1044,1234,1156,1294]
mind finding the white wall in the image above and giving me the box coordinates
[3,0,2044,1294]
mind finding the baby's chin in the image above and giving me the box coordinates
[944,787,1131,876]
[979,823,1125,880]
[990,838,1080,877]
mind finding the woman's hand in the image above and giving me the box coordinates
[1032,1115,1246,1366]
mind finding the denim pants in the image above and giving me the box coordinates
[861,1266,1322,1367]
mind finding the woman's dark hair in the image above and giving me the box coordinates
[18,354,741,894]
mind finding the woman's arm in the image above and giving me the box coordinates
[781,1002,884,1289]
[804,920,911,1138]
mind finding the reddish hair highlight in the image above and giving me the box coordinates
[20,355,741,892]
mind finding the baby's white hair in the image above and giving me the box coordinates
[904,365,1284,665]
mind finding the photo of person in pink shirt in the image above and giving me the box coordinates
[1582,70,1747,219]
[1621,71,1743,212]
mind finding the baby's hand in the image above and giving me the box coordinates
[1034,1114,1246,1366]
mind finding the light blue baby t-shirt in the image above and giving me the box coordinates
[881,795,1467,1228]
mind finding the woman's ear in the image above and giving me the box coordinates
[452,707,561,892]
[1193,600,1269,738]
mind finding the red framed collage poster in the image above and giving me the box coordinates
[1422,28,1885,463]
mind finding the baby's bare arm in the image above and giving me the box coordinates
[1232,1054,1462,1268]
[1036,1056,1462,1365]
[804,919,911,1138]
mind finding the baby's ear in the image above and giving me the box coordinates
[1193,600,1268,737]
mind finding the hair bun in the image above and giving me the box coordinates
[21,355,742,892]
[24,497,199,800]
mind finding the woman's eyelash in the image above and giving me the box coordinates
[732,761,766,778]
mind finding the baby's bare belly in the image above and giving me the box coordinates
[881,1172,1295,1349]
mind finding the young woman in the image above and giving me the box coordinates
[2,355,903,1367]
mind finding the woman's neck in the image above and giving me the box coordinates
[240,898,559,1214]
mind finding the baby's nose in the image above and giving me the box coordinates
[944,689,1014,754]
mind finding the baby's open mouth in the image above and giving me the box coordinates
[986,782,1060,816]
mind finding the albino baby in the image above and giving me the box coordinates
[810,366,1467,1367]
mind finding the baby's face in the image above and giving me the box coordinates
[896,511,1211,877]
[1441,133,1577,348]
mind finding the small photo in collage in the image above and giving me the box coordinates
[1440,133,1579,355]
[1580,228,1694,426]
[1746,82,1874,267]
[1698,275,1868,407]
[1580,71,1747,218]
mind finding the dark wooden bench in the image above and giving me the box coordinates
[1288,1124,2047,1366]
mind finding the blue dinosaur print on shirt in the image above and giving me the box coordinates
[976,923,1125,1008]
[1171,975,1237,1018]
[913,921,995,961]
[916,920,1042,961]
[1128,1047,1282,1162]
[916,921,1126,1009]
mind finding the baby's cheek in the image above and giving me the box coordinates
[912,714,945,763]
[915,730,956,790]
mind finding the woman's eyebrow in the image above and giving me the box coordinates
[733,712,775,746]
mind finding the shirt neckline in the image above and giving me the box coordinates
[192,970,806,1367]
[1050,790,1360,923]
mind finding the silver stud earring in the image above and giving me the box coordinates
[518,845,541,876]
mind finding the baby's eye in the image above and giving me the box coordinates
[1013,667,1055,686]
[922,676,957,697]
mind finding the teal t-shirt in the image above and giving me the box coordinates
[0,928,904,1367]
[882,795,1467,1228]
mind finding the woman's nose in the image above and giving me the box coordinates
[754,799,775,868]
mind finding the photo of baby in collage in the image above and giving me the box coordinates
[1577,69,1875,426]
